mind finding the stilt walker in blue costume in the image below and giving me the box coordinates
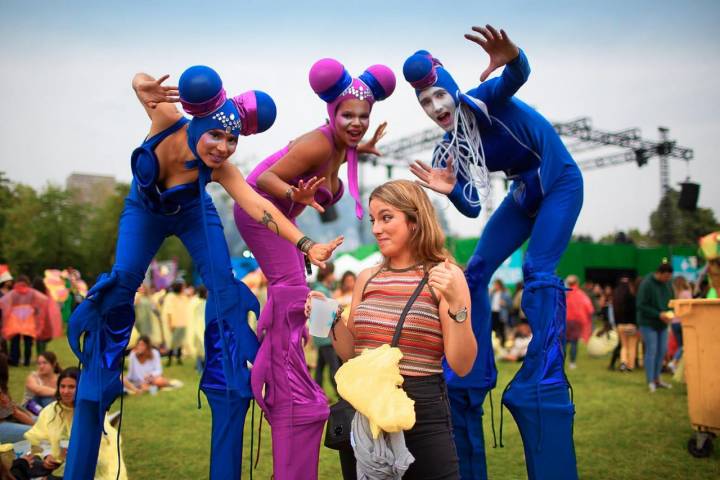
[64,66,342,480]
[404,24,582,480]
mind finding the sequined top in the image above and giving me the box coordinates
[353,264,443,376]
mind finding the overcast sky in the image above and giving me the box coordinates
[1,0,718,239]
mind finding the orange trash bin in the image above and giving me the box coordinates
[669,298,720,457]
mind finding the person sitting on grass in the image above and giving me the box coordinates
[123,335,171,394]
[0,353,34,444]
[23,351,62,414]
[498,321,532,362]
[25,367,127,479]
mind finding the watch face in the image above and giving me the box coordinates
[454,308,468,323]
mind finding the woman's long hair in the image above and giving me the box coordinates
[369,180,452,269]
[612,277,634,321]
[135,335,154,362]
[50,367,80,425]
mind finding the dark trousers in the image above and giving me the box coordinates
[314,345,340,393]
[491,311,506,346]
[340,374,460,480]
[8,456,57,480]
[565,339,578,363]
[10,335,33,366]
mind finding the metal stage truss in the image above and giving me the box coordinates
[360,117,694,189]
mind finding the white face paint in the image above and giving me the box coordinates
[418,86,456,132]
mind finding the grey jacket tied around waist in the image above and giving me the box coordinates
[352,411,414,479]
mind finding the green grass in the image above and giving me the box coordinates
[9,340,718,479]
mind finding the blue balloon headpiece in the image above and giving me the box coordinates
[404,51,494,208]
[403,50,461,104]
[179,65,277,158]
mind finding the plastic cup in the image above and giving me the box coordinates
[308,297,339,338]
[149,385,159,396]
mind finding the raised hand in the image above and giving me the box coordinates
[290,176,327,213]
[136,74,180,109]
[465,24,520,82]
[410,158,456,194]
[428,259,462,307]
[358,121,388,156]
[307,235,344,268]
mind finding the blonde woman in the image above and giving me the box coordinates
[317,180,476,480]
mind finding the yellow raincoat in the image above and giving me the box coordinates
[185,295,206,359]
[24,401,127,479]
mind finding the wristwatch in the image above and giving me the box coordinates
[448,306,468,323]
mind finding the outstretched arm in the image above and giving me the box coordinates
[132,73,182,136]
[447,176,482,218]
[214,162,343,267]
[356,122,388,156]
[256,131,331,210]
[410,159,481,218]
[465,25,529,101]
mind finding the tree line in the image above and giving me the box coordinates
[0,172,191,283]
[1,170,717,284]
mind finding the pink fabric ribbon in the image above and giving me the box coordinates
[180,88,227,117]
[346,147,363,219]
[231,92,258,136]
[409,68,438,90]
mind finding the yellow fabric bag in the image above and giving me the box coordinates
[336,344,415,438]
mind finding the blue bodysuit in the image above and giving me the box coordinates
[65,117,260,480]
[440,51,581,480]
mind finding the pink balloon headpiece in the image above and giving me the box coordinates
[308,58,396,218]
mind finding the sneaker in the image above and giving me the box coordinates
[569,362,577,370]
[655,380,672,389]
[619,363,628,372]
[648,382,657,393]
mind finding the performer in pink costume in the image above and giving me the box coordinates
[234,58,395,479]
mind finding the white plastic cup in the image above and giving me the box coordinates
[308,297,339,338]
[149,385,159,396]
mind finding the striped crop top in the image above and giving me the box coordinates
[353,264,444,376]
